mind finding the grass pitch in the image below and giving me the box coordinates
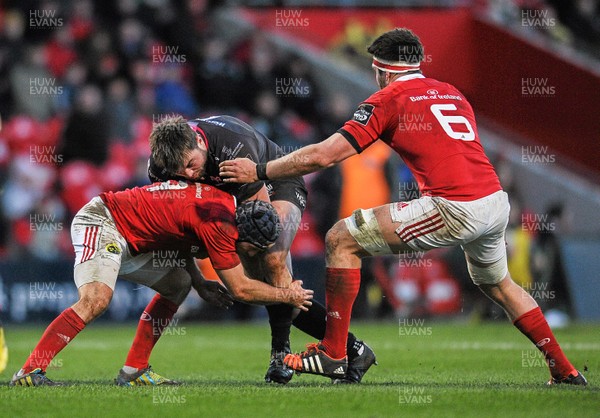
[1,320,598,417]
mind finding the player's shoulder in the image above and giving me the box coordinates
[362,84,395,106]
[194,115,256,137]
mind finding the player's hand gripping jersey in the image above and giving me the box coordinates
[100,181,240,270]
[149,115,303,202]
[338,74,502,201]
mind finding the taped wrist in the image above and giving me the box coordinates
[256,163,269,180]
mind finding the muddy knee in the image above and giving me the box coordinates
[74,283,113,323]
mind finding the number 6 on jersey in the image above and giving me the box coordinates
[430,104,475,141]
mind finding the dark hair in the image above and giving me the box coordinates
[367,28,424,65]
[149,115,197,174]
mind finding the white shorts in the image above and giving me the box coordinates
[71,197,179,291]
[345,190,510,285]
[390,190,510,265]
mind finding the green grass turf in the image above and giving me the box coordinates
[0,321,598,418]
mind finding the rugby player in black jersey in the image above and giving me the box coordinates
[144,115,377,384]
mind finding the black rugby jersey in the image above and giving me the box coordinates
[148,115,288,201]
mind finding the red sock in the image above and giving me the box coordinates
[23,307,86,373]
[513,307,576,379]
[124,294,178,369]
[321,268,361,359]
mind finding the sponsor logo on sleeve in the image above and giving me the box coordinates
[352,104,375,126]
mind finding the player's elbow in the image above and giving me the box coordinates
[311,138,349,169]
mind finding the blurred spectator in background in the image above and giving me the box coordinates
[280,55,321,124]
[0,10,24,118]
[118,18,147,61]
[1,157,55,226]
[238,32,285,110]
[60,85,108,165]
[194,36,242,111]
[0,156,58,258]
[106,78,135,143]
[530,202,574,323]
[251,90,288,144]
[10,45,56,121]
[54,62,87,115]
[25,195,70,261]
[45,26,77,80]
[154,64,199,117]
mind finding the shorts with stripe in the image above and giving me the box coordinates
[71,196,169,288]
[390,190,510,264]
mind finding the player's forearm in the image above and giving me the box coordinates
[217,264,310,308]
[264,132,357,180]
[265,144,332,180]
[219,133,356,184]
[233,278,292,305]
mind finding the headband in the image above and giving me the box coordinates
[372,57,421,73]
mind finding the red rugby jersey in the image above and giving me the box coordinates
[339,74,501,201]
[100,181,240,270]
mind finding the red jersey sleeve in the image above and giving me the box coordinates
[186,203,240,271]
[338,90,393,153]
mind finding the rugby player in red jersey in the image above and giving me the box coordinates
[10,181,313,386]
[219,28,587,386]
[148,116,377,384]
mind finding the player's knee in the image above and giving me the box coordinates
[467,256,508,286]
[338,208,392,257]
[325,220,352,257]
[77,292,112,321]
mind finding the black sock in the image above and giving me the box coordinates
[292,300,357,353]
[266,303,293,352]
[292,299,326,339]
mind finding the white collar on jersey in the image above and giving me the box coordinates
[394,73,425,82]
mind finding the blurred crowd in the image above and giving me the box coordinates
[483,0,600,57]
[0,0,347,262]
[328,0,600,62]
[0,0,575,321]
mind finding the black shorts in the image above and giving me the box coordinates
[266,177,307,213]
